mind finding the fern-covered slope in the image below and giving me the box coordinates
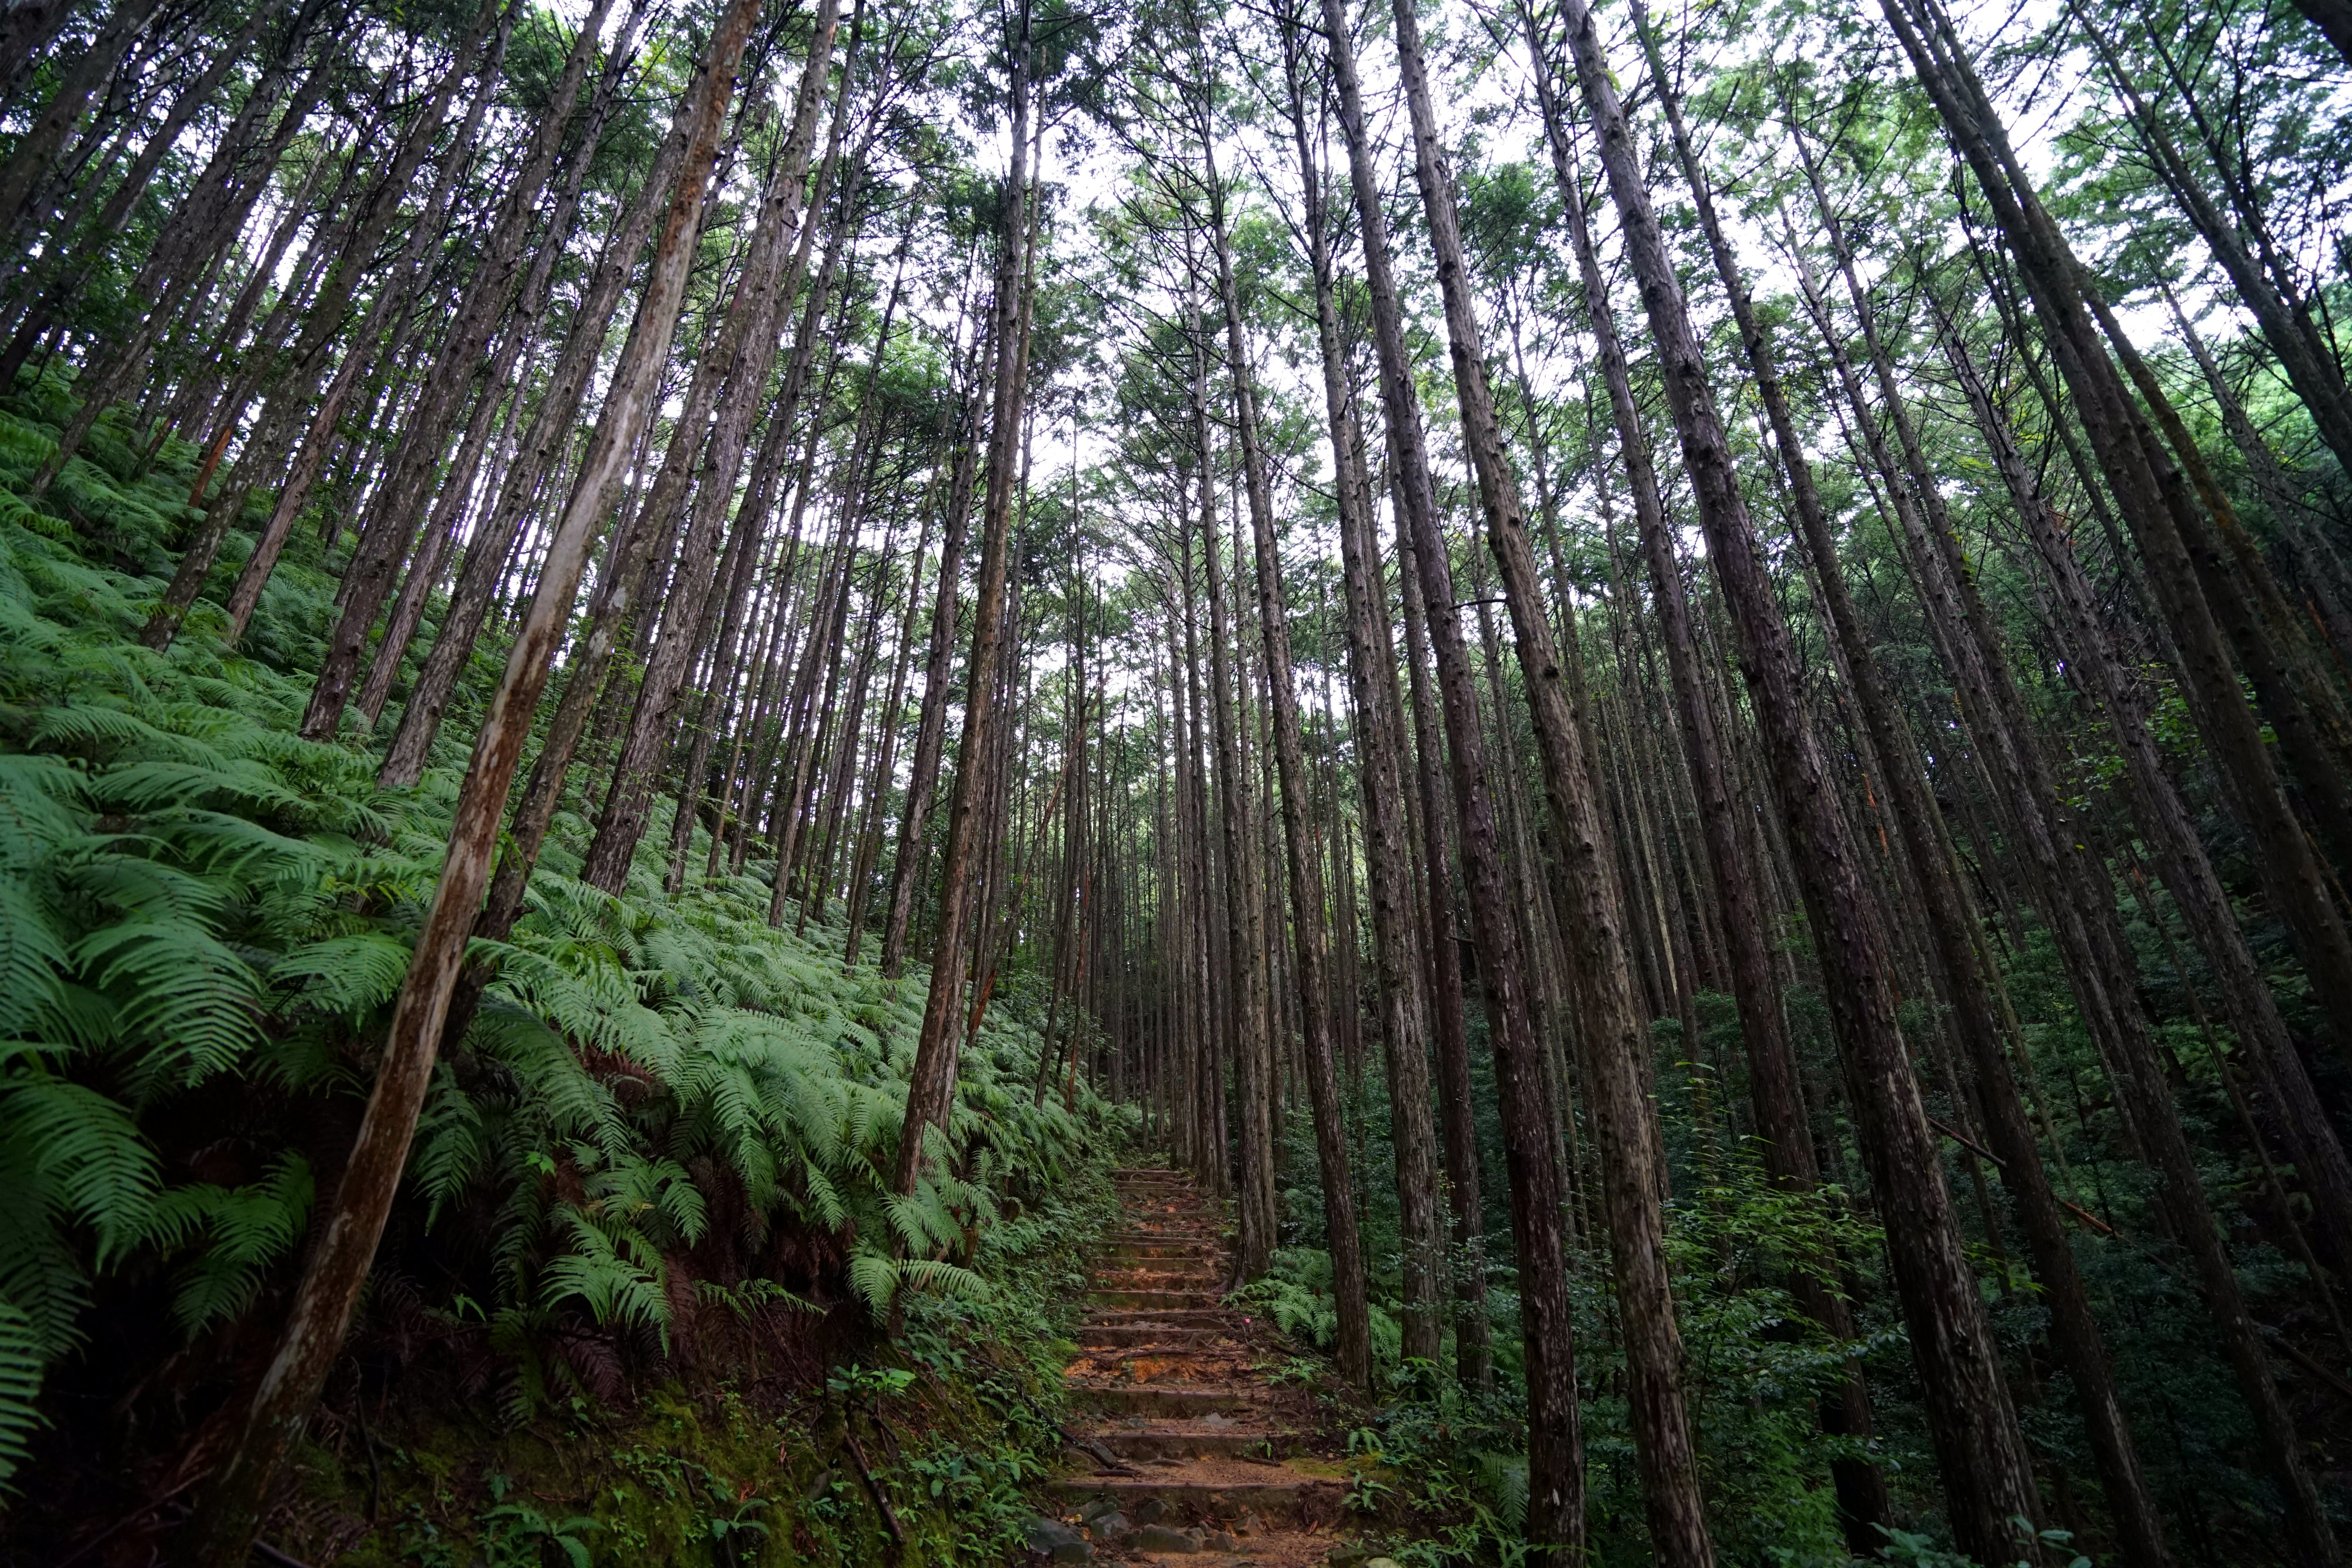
[0,382,1131,1560]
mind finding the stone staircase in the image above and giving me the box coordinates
[1041,1167,1354,1564]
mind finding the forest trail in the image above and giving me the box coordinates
[1043,1168,1359,1566]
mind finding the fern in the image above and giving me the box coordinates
[0,1295,47,1493]
[0,1072,159,1268]
[694,1277,821,1319]
[540,1209,671,1346]
[72,917,262,1085]
[153,1154,315,1335]
[848,1251,898,1320]
[413,1064,489,1226]
[846,1248,993,1323]
[0,877,68,1042]
[270,931,412,1022]
[0,509,1127,1456]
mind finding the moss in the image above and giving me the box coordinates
[269,1166,1122,1566]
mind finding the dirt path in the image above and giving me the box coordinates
[1040,1167,1364,1566]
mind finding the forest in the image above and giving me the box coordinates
[1,0,2350,1560]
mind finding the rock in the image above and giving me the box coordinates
[1025,1516,1094,1563]
[1134,1523,1201,1553]
[1078,1496,1122,1524]
[1323,1548,1371,1567]
[1131,1496,1169,1524]
[1087,1512,1131,1543]
[1366,1560,1403,1568]
[1203,1532,1241,1552]
[1232,1509,1264,1537]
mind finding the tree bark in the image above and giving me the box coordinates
[181,6,756,1556]
[1318,0,1585,1543]
[1276,19,1444,1373]
[300,0,616,741]
[1385,0,1708,1552]
[580,0,857,888]
[890,1,1034,1198]
[1544,1,2046,1557]
[1198,112,1370,1385]
[1527,32,1888,1543]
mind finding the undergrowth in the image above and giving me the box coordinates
[1253,1102,1894,1568]
[0,375,1134,1561]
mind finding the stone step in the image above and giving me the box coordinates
[1082,1308,1237,1331]
[1102,1239,1223,1257]
[1094,1426,1305,1462]
[1071,1384,1256,1418]
[1071,1349,1258,1386]
[1100,1254,1222,1273]
[1077,1324,1225,1349]
[1091,1268,1222,1289]
[1086,1288,1222,1310]
[1048,1469,1341,1526]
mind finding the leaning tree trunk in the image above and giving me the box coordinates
[1200,118,1371,1388]
[1544,1,2046,1558]
[1184,281,1279,1282]
[1384,0,1710,1552]
[181,7,757,1557]
[890,4,1034,1198]
[1319,0,1586,1546]
[300,0,617,741]
[1276,20,1445,1373]
[1528,24,1887,1542]
[375,31,677,786]
[580,0,856,888]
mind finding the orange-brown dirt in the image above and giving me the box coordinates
[1045,1168,1375,1566]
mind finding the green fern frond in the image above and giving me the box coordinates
[0,875,69,1041]
[896,1258,989,1304]
[31,704,225,768]
[847,1251,898,1322]
[0,1294,49,1494]
[164,1154,315,1336]
[693,1278,820,1319]
[799,1158,846,1230]
[583,1156,707,1248]
[0,1072,157,1267]
[413,1065,487,1227]
[72,918,261,1084]
[541,1209,671,1347]
[271,931,413,1022]
[0,754,88,870]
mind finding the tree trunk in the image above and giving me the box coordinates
[1276,21,1444,1372]
[375,28,674,785]
[300,0,616,741]
[580,0,857,888]
[1544,2,2045,1557]
[1529,32,1888,1542]
[1200,114,1370,1385]
[1318,0,1585,1544]
[181,7,756,1555]
[890,2,1034,1197]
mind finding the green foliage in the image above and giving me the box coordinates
[0,477,1124,1505]
[320,1161,1117,1567]
[0,1298,47,1490]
